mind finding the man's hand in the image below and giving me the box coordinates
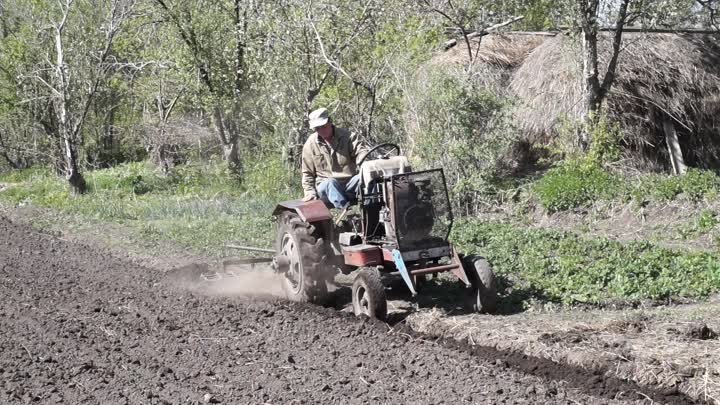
[302,194,317,202]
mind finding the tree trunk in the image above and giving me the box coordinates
[0,152,20,169]
[0,0,6,38]
[63,136,86,194]
[212,105,241,176]
[103,106,116,165]
[577,0,630,151]
[579,1,602,149]
[663,118,687,175]
[54,16,86,194]
[285,87,315,169]
[156,143,170,175]
[233,0,248,95]
[0,131,20,169]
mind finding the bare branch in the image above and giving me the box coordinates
[443,15,525,49]
[309,20,356,84]
[163,91,183,122]
[696,0,720,30]
[19,73,62,97]
[421,0,473,62]
[71,0,134,139]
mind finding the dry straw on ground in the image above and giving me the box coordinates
[408,306,720,404]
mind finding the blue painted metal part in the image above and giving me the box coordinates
[392,249,417,296]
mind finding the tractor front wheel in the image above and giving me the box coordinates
[276,212,328,304]
[462,255,498,314]
[352,269,387,320]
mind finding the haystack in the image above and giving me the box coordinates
[511,32,720,171]
[432,34,545,68]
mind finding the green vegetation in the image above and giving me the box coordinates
[533,162,620,212]
[408,65,518,211]
[695,209,720,234]
[631,170,720,203]
[453,219,720,308]
[534,166,720,213]
[532,111,720,213]
[4,159,720,309]
[0,159,296,253]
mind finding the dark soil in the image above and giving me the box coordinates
[0,216,704,404]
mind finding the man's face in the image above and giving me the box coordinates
[316,122,332,139]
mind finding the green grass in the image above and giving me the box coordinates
[453,219,720,308]
[0,158,300,253]
[533,162,720,212]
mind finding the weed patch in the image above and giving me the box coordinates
[453,219,720,308]
[533,162,620,212]
[533,164,720,212]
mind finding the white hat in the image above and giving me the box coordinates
[308,107,330,129]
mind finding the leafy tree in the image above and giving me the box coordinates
[3,0,136,193]
[152,0,271,176]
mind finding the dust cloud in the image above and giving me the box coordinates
[166,260,284,298]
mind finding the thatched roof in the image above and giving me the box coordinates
[431,34,545,68]
[510,32,720,170]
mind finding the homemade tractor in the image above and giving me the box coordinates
[268,144,497,320]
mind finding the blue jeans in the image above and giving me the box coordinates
[317,175,361,209]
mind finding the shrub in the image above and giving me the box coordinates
[533,162,620,212]
[532,113,626,212]
[404,65,519,213]
[243,153,301,202]
[631,169,720,203]
[696,209,720,233]
[0,166,54,183]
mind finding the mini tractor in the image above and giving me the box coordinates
[270,143,497,320]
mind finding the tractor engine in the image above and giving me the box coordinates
[360,157,452,251]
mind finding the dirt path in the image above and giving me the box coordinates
[0,216,703,404]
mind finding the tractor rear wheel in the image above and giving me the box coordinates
[462,255,498,314]
[352,269,387,320]
[276,212,328,304]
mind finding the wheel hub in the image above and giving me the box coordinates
[356,286,370,315]
[280,233,303,294]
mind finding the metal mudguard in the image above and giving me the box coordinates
[272,199,332,223]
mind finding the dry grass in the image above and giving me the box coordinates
[509,35,582,145]
[407,303,720,404]
[433,34,546,68]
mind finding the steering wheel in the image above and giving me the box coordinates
[357,143,401,168]
[356,143,402,203]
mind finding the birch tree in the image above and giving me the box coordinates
[23,0,135,193]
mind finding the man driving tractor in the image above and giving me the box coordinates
[301,107,368,209]
[262,107,498,318]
